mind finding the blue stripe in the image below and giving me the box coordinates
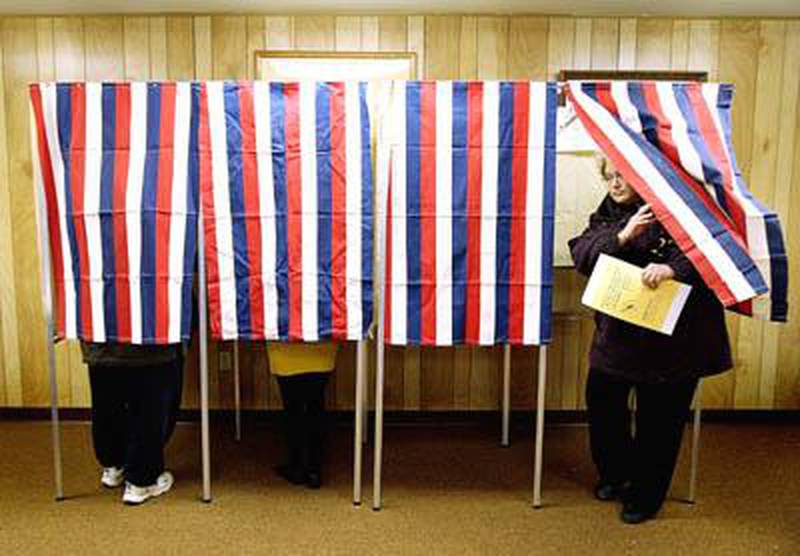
[617,99,768,296]
[223,82,253,339]
[671,84,729,214]
[316,83,332,338]
[539,83,558,344]
[100,84,118,341]
[56,84,84,337]
[359,82,374,338]
[182,84,201,340]
[141,83,161,343]
[582,82,598,104]
[405,82,422,344]
[270,83,290,340]
[627,83,662,149]
[494,82,514,344]
[451,81,468,344]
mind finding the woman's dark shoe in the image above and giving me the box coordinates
[275,464,306,486]
[306,471,322,489]
[594,480,629,502]
[620,501,658,524]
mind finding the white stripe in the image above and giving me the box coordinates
[126,83,147,343]
[345,82,363,340]
[207,82,238,340]
[42,84,77,338]
[435,81,453,345]
[167,83,190,343]
[389,83,407,344]
[702,84,772,294]
[610,81,643,134]
[478,82,499,345]
[573,85,758,302]
[523,82,546,345]
[83,83,105,342]
[253,81,278,340]
[299,82,319,341]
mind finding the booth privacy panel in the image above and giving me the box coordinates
[30,82,198,345]
[380,81,558,346]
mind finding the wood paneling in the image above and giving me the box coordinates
[1,13,799,412]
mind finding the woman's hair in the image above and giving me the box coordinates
[594,153,610,179]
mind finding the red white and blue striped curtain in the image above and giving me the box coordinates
[380,81,557,346]
[197,81,373,342]
[30,82,198,345]
[568,81,787,321]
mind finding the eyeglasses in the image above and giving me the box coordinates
[603,171,624,184]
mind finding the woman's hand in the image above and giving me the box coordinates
[641,263,675,289]
[617,204,655,246]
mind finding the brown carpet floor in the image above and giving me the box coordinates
[0,419,798,555]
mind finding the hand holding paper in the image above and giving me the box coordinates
[582,254,692,335]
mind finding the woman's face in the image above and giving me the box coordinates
[602,160,638,205]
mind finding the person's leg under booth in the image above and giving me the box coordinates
[124,359,184,488]
[630,377,698,512]
[302,372,331,476]
[88,366,131,470]
[586,368,634,488]
[277,375,307,478]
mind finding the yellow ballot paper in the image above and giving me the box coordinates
[581,254,692,335]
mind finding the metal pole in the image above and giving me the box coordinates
[502,344,511,447]
[361,344,369,445]
[31,107,64,501]
[233,340,241,442]
[688,380,702,504]
[353,340,365,505]
[533,345,547,509]
[198,208,212,502]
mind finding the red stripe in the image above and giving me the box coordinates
[70,84,93,340]
[199,84,222,339]
[595,83,619,117]
[419,82,437,345]
[685,84,748,238]
[568,86,737,306]
[384,159,393,342]
[238,82,265,339]
[465,82,483,343]
[154,84,176,343]
[30,85,67,338]
[284,83,303,340]
[329,82,348,337]
[641,82,681,172]
[507,82,529,344]
[112,84,132,341]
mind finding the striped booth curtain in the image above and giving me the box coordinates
[379,81,558,346]
[567,81,788,322]
[30,82,198,345]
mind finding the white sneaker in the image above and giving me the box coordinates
[122,471,174,505]
[101,466,125,488]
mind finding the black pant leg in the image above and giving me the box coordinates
[632,378,698,510]
[88,365,129,469]
[586,369,634,485]
[277,376,306,470]
[303,373,330,473]
[125,361,183,487]
[162,353,184,443]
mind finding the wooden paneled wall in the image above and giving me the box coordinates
[1,14,798,410]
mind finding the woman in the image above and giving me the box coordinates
[568,157,732,524]
[268,342,339,489]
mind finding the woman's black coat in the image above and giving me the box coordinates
[569,195,732,384]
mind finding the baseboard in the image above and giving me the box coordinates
[2,407,799,425]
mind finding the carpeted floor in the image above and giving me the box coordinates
[0,418,798,555]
